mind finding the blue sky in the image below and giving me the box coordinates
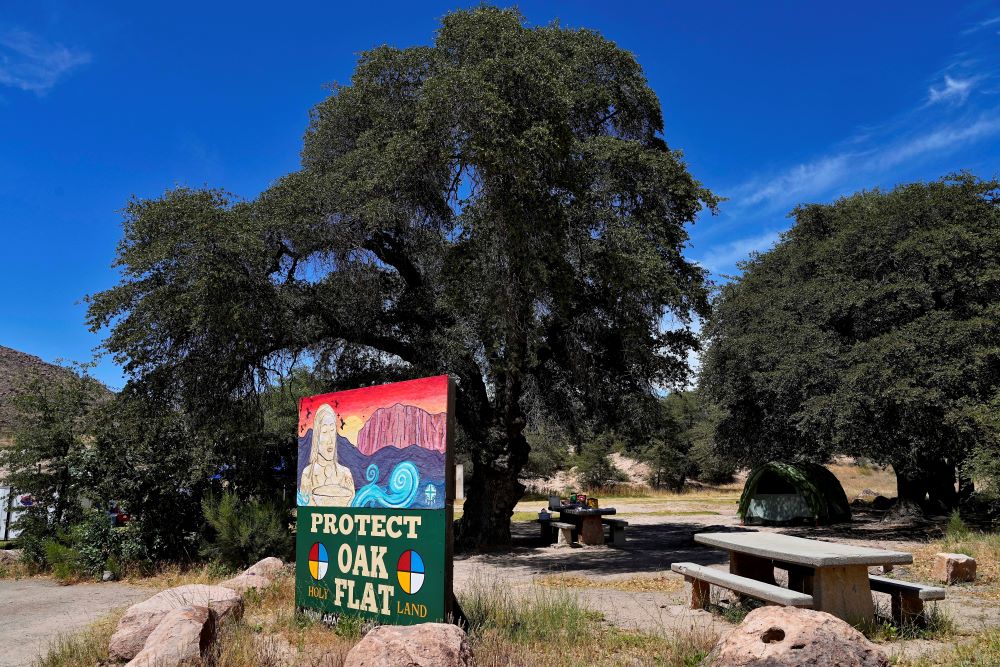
[1,1,998,389]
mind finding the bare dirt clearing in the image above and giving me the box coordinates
[0,579,153,667]
[453,485,1000,664]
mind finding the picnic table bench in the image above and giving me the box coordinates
[536,518,575,547]
[686,531,927,624]
[869,575,946,623]
[672,562,814,609]
[603,518,628,546]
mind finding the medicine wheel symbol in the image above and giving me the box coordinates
[308,543,328,580]
[396,549,425,595]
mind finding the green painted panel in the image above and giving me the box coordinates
[296,506,452,624]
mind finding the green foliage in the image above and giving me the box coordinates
[636,391,733,489]
[200,493,292,569]
[85,6,714,549]
[574,437,627,489]
[75,510,152,578]
[0,366,105,546]
[946,510,972,542]
[702,174,1000,511]
[42,536,83,582]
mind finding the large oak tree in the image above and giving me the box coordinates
[701,174,1000,512]
[88,7,715,548]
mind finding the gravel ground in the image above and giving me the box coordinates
[0,578,153,667]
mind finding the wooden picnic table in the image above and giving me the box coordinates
[557,506,616,545]
[694,531,912,624]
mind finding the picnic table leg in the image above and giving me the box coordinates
[891,592,924,624]
[579,515,604,545]
[785,564,814,594]
[810,565,874,625]
[730,551,776,585]
[687,576,710,609]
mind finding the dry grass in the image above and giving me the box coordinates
[901,628,1000,666]
[910,532,1000,602]
[125,563,233,591]
[462,574,715,666]
[536,572,686,594]
[34,608,124,667]
[0,558,34,579]
[826,460,897,499]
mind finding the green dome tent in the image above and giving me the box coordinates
[738,462,851,526]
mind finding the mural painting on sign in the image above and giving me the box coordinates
[295,375,455,625]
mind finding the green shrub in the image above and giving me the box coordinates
[946,510,972,543]
[200,492,292,569]
[43,538,83,582]
[75,510,152,578]
[574,439,627,489]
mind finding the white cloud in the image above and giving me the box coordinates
[928,75,978,106]
[0,27,90,94]
[729,115,1000,211]
[741,156,850,207]
[873,116,1000,169]
[696,230,782,273]
[961,16,1000,35]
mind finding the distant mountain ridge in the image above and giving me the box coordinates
[356,403,447,455]
[0,346,102,440]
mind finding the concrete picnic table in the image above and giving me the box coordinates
[557,506,617,545]
[694,531,913,624]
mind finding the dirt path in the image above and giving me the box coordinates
[0,578,153,667]
[453,506,1000,663]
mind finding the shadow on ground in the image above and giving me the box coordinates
[455,521,748,577]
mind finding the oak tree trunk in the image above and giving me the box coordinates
[894,458,958,514]
[456,464,526,550]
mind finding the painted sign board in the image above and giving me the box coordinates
[295,375,454,624]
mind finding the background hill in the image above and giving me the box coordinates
[0,346,79,442]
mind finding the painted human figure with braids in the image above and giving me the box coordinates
[298,403,356,506]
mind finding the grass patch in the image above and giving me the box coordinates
[911,529,1000,600]
[903,628,1000,666]
[460,575,716,666]
[34,608,124,666]
[861,601,955,642]
[537,573,685,594]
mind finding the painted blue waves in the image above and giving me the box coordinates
[297,431,446,509]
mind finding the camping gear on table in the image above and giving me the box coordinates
[587,497,599,508]
[739,461,851,526]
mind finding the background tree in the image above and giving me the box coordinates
[701,174,1000,512]
[1,366,104,551]
[87,6,715,548]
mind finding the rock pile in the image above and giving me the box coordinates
[108,557,285,666]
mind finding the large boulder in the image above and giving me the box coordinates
[126,605,216,667]
[220,572,272,593]
[932,552,977,584]
[109,584,242,661]
[0,549,21,564]
[244,556,285,578]
[344,623,473,667]
[705,607,889,667]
